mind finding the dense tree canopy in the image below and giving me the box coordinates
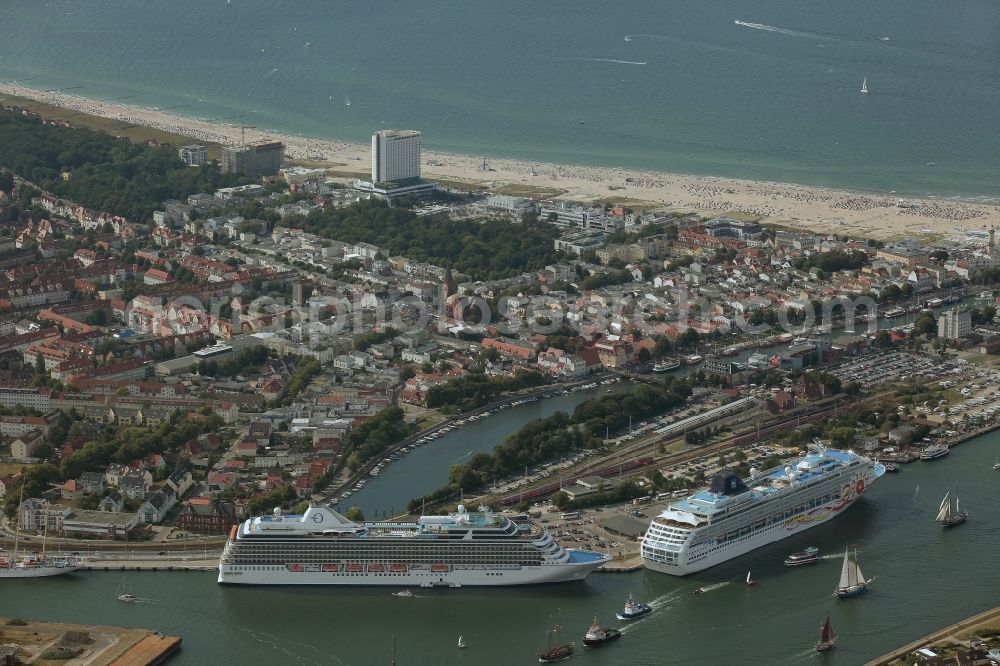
[793,250,868,274]
[291,200,564,280]
[0,111,247,221]
[425,370,551,411]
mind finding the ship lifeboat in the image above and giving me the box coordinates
[288,564,304,573]
[346,563,363,573]
[430,564,450,573]
[390,564,407,573]
[368,563,386,573]
[321,564,339,572]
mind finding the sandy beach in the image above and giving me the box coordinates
[3,82,999,241]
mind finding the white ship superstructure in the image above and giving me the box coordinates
[218,505,609,586]
[641,445,884,575]
[0,553,82,579]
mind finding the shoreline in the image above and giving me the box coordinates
[3,82,1000,240]
[0,616,182,666]
[863,605,1000,666]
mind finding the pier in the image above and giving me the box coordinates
[0,617,181,665]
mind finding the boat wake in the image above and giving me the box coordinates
[693,581,730,595]
[647,590,686,610]
[239,627,348,666]
[559,57,647,66]
[733,19,822,40]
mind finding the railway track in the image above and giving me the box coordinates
[490,393,884,506]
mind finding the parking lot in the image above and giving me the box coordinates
[831,351,943,389]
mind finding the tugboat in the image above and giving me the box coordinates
[815,614,836,652]
[615,593,652,621]
[936,489,968,528]
[582,616,621,648]
[538,624,574,663]
[834,547,871,599]
[784,546,820,567]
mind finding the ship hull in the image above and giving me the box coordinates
[218,557,605,586]
[0,565,80,579]
[643,494,864,576]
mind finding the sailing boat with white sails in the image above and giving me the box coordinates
[834,547,870,598]
[936,488,968,527]
[993,452,1000,471]
[860,77,870,94]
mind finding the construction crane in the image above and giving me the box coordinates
[240,125,257,150]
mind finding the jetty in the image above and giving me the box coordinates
[598,555,643,573]
[0,617,181,665]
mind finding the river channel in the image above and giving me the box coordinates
[3,432,998,665]
[343,381,635,518]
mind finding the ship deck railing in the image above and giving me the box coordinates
[676,456,863,517]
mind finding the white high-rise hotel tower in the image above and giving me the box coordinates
[371,130,421,183]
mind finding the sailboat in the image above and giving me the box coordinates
[0,485,81,579]
[834,547,870,598]
[746,570,756,586]
[458,635,467,649]
[993,453,1000,471]
[538,624,574,663]
[936,489,968,527]
[815,614,836,652]
[860,77,870,94]
[345,97,351,109]
[118,534,136,602]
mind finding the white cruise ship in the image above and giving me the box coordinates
[218,505,609,586]
[641,445,884,575]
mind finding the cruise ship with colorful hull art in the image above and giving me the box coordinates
[218,504,609,586]
[641,444,884,575]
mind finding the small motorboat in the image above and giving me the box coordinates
[582,616,621,648]
[392,590,414,598]
[883,463,900,473]
[117,593,136,603]
[615,593,652,621]
[784,546,819,567]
